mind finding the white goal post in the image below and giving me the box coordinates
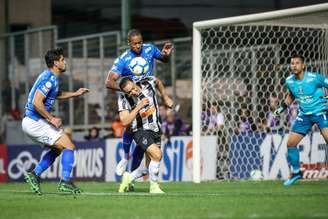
[192,3,328,183]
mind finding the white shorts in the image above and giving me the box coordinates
[22,117,63,146]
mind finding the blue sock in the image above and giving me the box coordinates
[123,131,133,159]
[34,149,60,176]
[131,146,144,171]
[287,147,300,173]
[61,149,75,182]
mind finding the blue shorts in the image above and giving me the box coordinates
[291,112,328,135]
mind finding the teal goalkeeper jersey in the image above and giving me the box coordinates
[285,71,328,116]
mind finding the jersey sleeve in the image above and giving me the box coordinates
[316,73,328,88]
[37,78,53,97]
[117,92,130,112]
[151,44,163,60]
[284,79,292,93]
[110,57,125,75]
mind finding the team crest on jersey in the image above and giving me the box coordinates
[298,86,303,94]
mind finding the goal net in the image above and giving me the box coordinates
[192,3,328,182]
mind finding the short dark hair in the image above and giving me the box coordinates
[119,77,133,90]
[291,53,304,63]
[127,29,142,41]
[45,47,64,68]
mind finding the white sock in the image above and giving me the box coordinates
[149,160,160,184]
[131,165,149,182]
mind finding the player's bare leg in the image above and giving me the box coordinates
[320,128,328,143]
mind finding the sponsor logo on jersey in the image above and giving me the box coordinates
[140,106,156,118]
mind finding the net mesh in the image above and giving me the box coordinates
[199,11,328,179]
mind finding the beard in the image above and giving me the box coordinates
[60,67,66,73]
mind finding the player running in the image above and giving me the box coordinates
[22,48,89,195]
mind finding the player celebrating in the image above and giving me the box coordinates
[117,77,165,194]
[22,48,89,194]
[274,53,328,186]
[105,29,173,176]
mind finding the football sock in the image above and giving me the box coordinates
[61,149,75,182]
[131,146,145,171]
[123,131,133,160]
[287,147,300,173]
[131,163,148,182]
[34,149,60,176]
[149,160,160,183]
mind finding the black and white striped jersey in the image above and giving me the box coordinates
[117,77,161,133]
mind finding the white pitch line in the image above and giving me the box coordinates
[0,189,328,197]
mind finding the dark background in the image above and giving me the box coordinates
[52,0,328,40]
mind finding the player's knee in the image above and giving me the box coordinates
[55,133,75,150]
[287,139,298,147]
[64,144,75,150]
[152,149,162,162]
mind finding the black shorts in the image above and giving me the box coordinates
[133,130,161,151]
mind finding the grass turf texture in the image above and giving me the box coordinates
[0,180,327,219]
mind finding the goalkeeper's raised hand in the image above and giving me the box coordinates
[273,102,288,117]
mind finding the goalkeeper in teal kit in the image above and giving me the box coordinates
[274,54,328,186]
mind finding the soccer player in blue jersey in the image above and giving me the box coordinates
[22,48,89,194]
[105,29,174,177]
[274,53,328,186]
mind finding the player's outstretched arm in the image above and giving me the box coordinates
[105,71,121,91]
[56,88,89,100]
[33,90,62,128]
[119,98,149,126]
[154,77,174,108]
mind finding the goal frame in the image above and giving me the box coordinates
[192,3,328,183]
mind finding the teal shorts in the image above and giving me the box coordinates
[291,112,328,135]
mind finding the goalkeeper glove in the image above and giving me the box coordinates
[273,107,285,117]
[273,103,287,117]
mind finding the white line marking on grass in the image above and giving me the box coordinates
[1,189,328,198]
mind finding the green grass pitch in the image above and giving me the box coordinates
[0,180,327,219]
